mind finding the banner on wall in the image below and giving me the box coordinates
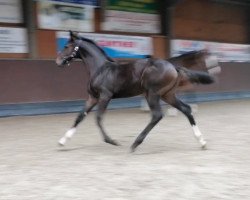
[37,0,94,32]
[0,27,28,53]
[57,31,153,58]
[50,0,98,6]
[102,0,160,33]
[171,39,250,62]
[0,0,23,23]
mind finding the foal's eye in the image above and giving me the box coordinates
[64,45,68,49]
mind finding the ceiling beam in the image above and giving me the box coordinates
[213,0,250,6]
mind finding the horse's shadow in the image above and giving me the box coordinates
[56,144,205,155]
[56,146,86,152]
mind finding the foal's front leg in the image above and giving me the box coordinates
[96,97,120,146]
[58,96,97,146]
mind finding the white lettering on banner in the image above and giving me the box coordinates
[171,39,250,63]
[0,0,22,23]
[98,40,135,48]
[0,27,28,53]
[81,33,152,55]
[57,31,152,58]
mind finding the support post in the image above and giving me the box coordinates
[22,0,37,59]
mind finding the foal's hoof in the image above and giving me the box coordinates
[130,143,138,153]
[58,137,66,146]
[201,142,207,150]
[105,139,120,146]
[58,142,64,147]
[200,140,207,150]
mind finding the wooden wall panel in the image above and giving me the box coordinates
[1,60,249,104]
[0,54,28,59]
[173,0,248,43]
[173,18,247,43]
[152,36,168,58]
[36,30,57,59]
[0,60,88,104]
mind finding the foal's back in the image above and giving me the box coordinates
[90,59,147,98]
[90,58,179,99]
[140,59,179,96]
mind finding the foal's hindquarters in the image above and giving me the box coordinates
[131,61,207,151]
[154,61,207,149]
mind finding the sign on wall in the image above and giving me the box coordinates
[50,0,98,6]
[57,31,153,58]
[0,27,28,53]
[102,0,160,33]
[0,0,23,23]
[37,0,95,32]
[171,39,250,62]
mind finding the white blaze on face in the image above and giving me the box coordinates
[205,55,221,75]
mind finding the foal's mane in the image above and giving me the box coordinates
[78,36,115,62]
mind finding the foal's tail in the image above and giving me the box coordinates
[180,68,215,85]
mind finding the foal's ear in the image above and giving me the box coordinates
[69,30,79,41]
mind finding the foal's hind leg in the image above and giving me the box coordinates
[131,92,163,152]
[162,94,207,149]
[96,97,119,146]
[58,96,97,146]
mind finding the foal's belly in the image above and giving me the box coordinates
[112,83,144,98]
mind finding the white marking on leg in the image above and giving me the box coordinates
[205,55,221,75]
[84,112,87,116]
[58,137,67,146]
[65,127,76,138]
[58,128,76,146]
[205,55,219,69]
[192,125,207,148]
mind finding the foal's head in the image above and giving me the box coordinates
[56,31,81,67]
[56,31,115,67]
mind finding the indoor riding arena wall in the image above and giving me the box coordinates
[0,0,249,116]
[171,0,250,100]
[173,0,250,43]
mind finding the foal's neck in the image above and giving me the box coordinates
[79,42,110,76]
[83,54,108,77]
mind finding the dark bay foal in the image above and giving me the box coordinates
[56,31,220,152]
